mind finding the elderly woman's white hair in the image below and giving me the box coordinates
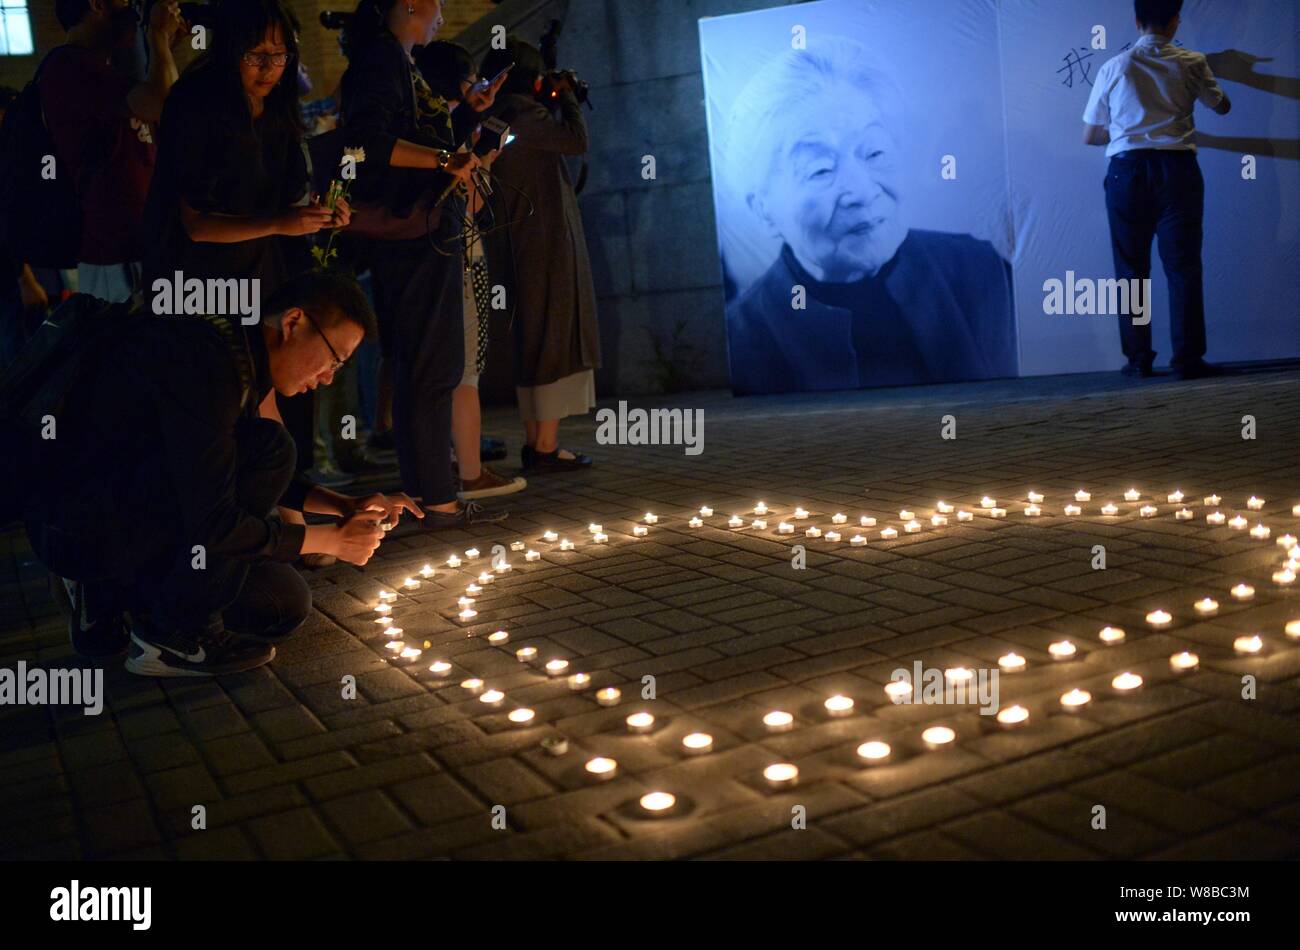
[723,38,906,206]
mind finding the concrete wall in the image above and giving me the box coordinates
[459,0,789,398]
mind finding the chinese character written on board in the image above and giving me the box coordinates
[1058,47,1097,87]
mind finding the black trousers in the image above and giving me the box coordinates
[30,418,311,638]
[365,235,465,507]
[1104,149,1207,369]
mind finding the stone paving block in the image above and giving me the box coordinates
[319,790,415,846]
[302,753,438,801]
[942,810,1101,859]
[245,807,342,860]
[173,825,259,860]
[82,797,163,857]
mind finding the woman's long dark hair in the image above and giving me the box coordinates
[187,0,304,135]
[414,41,473,102]
[341,0,401,61]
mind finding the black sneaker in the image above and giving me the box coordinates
[1120,361,1156,378]
[53,575,129,658]
[125,616,275,678]
[420,500,508,529]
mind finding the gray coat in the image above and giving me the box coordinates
[484,91,601,388]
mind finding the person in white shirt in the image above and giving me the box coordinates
[1082,0,1231,380]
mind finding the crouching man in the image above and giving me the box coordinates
[24,271,422,677]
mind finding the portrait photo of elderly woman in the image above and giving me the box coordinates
[713,36,1018,395]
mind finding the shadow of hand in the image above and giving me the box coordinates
[1206,49,1274,82]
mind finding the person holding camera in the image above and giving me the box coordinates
[339,0,508,528]
[22,272,422,676]
[480,40,601,474]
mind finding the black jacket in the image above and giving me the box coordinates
[725,230,1018,395]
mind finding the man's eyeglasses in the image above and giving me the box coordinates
[301,310,344,373]
[242,52,293,69]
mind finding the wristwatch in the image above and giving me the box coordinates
[435,149,452,169]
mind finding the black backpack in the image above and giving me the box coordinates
[0,49,84,269]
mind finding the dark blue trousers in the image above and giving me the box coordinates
[1104,149,1207,370]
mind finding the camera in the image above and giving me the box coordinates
[539,69,590,107]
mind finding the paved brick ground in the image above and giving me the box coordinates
[4,369,1300,860]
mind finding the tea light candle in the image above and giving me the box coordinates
[777,522,794,534]
[794,507,810,520]
[375,616,393,626]
[479,689,505,707]
[956,510,974,522]
[1205,494,1221,506]
[1099,626,1126,644]
[728,515,744,528]
[457,596,475,608]
[559,539,575,551]
[1169,651,1199,672]
[850,534,867,546]
[763,710,794,732]
[1075,490,1091,502]
[1146,609,1172,627]
[990,508,1007,519]
[860,516,877,527]
[586,523,602,535]
[1228,515,1248,530]
[466,583,482,594]
[1101,503,1119,516]
[980,497,996,509]
[904,520,922,533]
[447,555,462,568]
[880,527,899,540]
[375,603,392,615]
[1167,490,1184,504]
[639,792,675,814]
[998,652,1026,673]
[1250,524,1271,540]
[884,681,914,701]
[750,520,766,531]
[1027,491,1044,504]
[1175,508,1193,520]
[857,741,892,763]
[824,695,854,717]
[688,517,703,528]
[1272,569,1295,585]
[1233,635,1263,655]
[1139,505,1157,518]
[585,757,617,780]
[1277,534,1298,549]
[383,627,403,638]
[932,514,950,526]
[487,630,509,645]
[997,705,1030,727]
[567,673,591,691]
[541,737,569,757]
[494,561,512,573]
[1294,504,1300,516]
[1194,598,1219,614]
[542,530,558,542]
[378,590,397,602]
[1112,672,1143,692]
[632,525,649,537]
[511,540,526,551]
[699,506,713,517]
[516,647,538,662]
[754,502,768,515]
[936,501,955,513]
[428,660,452,677]
[476,574,494,589]
[644,513,658,524]
[545,659,570,676]
[461,678,484,693]
[764,763,799,789]
[1060,688,1092,710]
[508,708,535,725]
[593,532,609,543]
[1247,496,1265,510]
[465,547,481,559]
[403,577,420,590]
[899,510,915,521]
[525,550,541,561]
[825,530,842,542]
[399,647,423,660]
[1064,504,1082,516]
[1284,620,1300,639]
[1230,583,1255,600]
[681,733,713,754]
[1124,488,1141,502]
[922,726,956,749]
[458,608,477,621]
[384,640,405,652]
[1025,504,1042,517]
[595,687,621,706]
[944,667,974,684]
[1207,511,1226,525]
[805,526,822,538]
[831,513,847,524]
[1048,640,1077,660]
[626,712,655,734]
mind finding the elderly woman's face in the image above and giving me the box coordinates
[750,85,908,282]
